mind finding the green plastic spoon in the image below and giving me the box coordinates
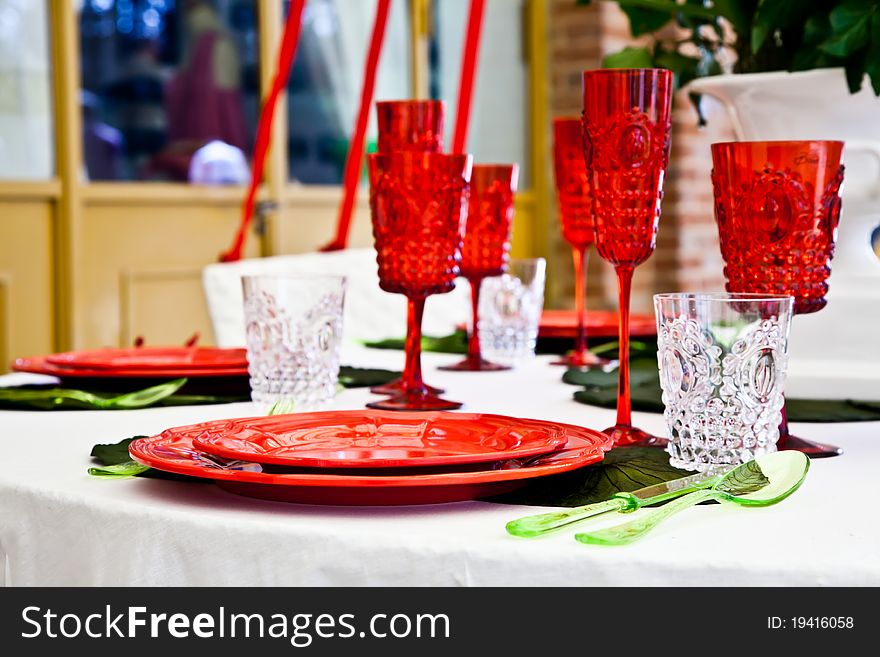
[505,468,729,538]
[574,451,810,546]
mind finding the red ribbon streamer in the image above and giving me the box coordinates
[451,0,486,155]
[320,0,392,252]
[219,1,306,263]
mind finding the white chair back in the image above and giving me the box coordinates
[203,249,471,347]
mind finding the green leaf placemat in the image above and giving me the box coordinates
[89,436,201,482]
[363,330,468,354]
[489,447,690,507]
[569,352,880,423]
[338,366,399,388]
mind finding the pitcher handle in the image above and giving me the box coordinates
[845,140,880,201]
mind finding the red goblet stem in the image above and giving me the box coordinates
[572,246,588,360]
[615,265,634,428]
[467,276,484,366]
[403,296,426,393]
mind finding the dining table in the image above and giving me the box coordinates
[1,342,878,587]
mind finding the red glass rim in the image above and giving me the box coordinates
[582,67,673,80]
[470,163,519,190]
[711,139,844,151]
[376,99,445,111]
[368,151,473,176]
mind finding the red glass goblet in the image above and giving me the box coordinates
[376,100,445,153]
[551,117,617,370]
[439,164,519,372]
[372,99,446,396]
[366,151,472,411]
[711,140,845,458]
[582,68,673,447]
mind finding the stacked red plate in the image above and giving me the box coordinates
[13,347,250,393]
[129,410,613,505]
[538,309,656,340]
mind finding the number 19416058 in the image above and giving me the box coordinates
[768,617,854,629]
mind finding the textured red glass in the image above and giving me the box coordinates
[367,152,472,410]
[376,100,445,153]
[582,68,673,448]
[711,140,845,315]
[712,140,845,458]
[441,164,518,372]
[551,117,614,369]
[372,100,447,396]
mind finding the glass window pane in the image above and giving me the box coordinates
[431,0,529,187]
[78,0,259,183]
[0,0,53,180]
[286,0,412,184]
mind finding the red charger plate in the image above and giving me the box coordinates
[192,410,569,469]
[45,347,248,371]
[538,309,656,339]
[129,416,612,506]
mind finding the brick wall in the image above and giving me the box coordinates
[546,0,732,314]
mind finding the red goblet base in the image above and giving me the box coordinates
[370,378,444,395]
[367,387,463,411]
[603,424,667,449]
[551,351,618,369]
[438,357,510,372]
[776,405,842,458]
[778,434,843,458]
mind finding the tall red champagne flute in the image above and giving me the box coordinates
[367,151,472,411]
[711,140,845,458]
[440,164,519,371]
[372,100,446,396]
[582,68,673,447]
[551,117,616,369]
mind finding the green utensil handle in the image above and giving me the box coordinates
[574,488,721,546]
[505,498,629,538]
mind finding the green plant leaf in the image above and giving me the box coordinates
[752,0,810,53]
[603,46,654,69]
[820,2,875,57]
[621,6,672,36]
[489,447,690,507]
[652,49,701,87]
[711,0,754,35]
[867,11,880,94]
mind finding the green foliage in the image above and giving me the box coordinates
[576,0,880,94]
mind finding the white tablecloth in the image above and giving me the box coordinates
[1,345,879,586]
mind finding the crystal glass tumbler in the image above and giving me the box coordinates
[242,275,346,413]
[653,293,794,473]
[478,258,546,366]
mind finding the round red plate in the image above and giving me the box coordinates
[192,410,570,469]
[129,416,612,506]
[12,355,248,379]
[45,347,248,371]
[538,309,656,339]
